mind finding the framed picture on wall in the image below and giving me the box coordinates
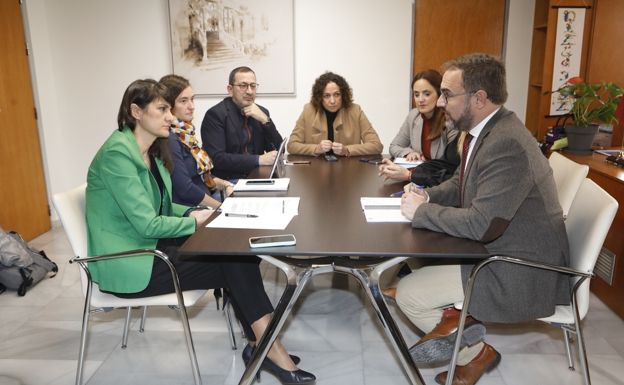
[167,0,295,96]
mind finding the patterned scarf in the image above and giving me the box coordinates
[170,116,216,189]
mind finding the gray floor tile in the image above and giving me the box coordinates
[0,228,621,385]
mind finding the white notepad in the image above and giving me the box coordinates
[233,178,290,192]
[360,197,410,223]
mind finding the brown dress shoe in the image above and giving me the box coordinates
[409,309,486,363]
[381,287,397,302]
[434,343,501,385]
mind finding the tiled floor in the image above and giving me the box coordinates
[1,227,624,385]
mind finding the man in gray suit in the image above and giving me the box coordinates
[397,53,570,385]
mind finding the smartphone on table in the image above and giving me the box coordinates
[325,154,338,162]
[249,234,297,248]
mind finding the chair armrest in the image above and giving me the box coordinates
[69,249,171,265]
[470,255,591,280]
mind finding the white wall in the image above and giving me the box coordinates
[24,0,534,221]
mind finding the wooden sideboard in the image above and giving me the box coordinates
[559,150,624,320]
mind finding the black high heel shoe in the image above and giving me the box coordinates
[213,288,223,310]
[262,356,316,384]
[242,343,301,366]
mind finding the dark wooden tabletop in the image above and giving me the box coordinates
[180,154,489,258]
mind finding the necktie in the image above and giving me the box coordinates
[243,117,251,155]
[459,133,474,208]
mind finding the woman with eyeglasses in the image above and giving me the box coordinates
[378,69,459,184]
[160,74,233,208]
[85,79,316,385]
[287,71,383,156]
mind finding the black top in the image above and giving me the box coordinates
[324,107,338,155]
[149,154,165,215]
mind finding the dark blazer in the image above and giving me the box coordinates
[413,107,570,323]
[168,133,212,207]
[201,97,282,180]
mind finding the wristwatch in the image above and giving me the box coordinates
[224,182,235,189]
[262,117,272,126]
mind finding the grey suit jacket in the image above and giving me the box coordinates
[388,108,457,159]
[413,107,570,323]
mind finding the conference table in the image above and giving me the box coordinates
[179,154,490,385]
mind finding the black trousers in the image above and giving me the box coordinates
[113,236,274,341]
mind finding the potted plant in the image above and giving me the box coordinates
[544,77,624,155]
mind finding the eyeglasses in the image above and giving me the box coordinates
[440,91,475,104]
[231,83,259,91]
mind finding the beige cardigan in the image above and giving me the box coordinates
[287,103,383,156]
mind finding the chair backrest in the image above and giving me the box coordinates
[565,178,618,319]
[52,183,90,296]
[52,183,88,258]
[549,152,589,219]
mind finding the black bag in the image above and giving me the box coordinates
[0,227,58,296]
[541,115,571,154]
[409,135,461,187]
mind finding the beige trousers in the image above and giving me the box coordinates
[396,264,483,366]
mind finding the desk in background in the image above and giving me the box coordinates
[180,154,489,385]
[559,150,624,321]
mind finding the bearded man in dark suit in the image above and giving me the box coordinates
[201,66,282,181]
[397,53,569,385]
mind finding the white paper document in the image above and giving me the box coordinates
[207,197,300,229]
[233,178,290,191]
[360,197,410,223]
[393,158,423,168]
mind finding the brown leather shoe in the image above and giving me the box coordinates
[409,308,486,363]
[434,343,501,385]
[381,287,397,303]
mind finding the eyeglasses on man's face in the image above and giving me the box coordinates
[440,91,475,104]
[232,83,259,91]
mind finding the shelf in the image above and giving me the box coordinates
[529,83,543,88]
[534,23,548,29]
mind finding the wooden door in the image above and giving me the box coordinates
[0,1,51,241]
[413,0,506,75]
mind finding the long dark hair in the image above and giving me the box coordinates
[117,79,174,173]
[412,69,446,141]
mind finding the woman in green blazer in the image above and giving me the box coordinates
[85,79,315,384]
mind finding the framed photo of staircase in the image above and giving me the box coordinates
[168,0,295,95]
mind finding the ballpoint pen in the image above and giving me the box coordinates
[390,191,405,197]
[225,213,258,218]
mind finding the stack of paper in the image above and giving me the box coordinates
[207,197,300,229]
[360,198,410,223]
[233,178,290,192]
[393,158,423,168]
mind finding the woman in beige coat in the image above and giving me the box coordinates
[287,72,383,157]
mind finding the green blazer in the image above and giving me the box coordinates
[85,127,195,293]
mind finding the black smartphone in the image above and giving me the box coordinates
[246,180,275,185]
[249,234,297,248]
[325,154,338,162]
[359,157,383,164]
